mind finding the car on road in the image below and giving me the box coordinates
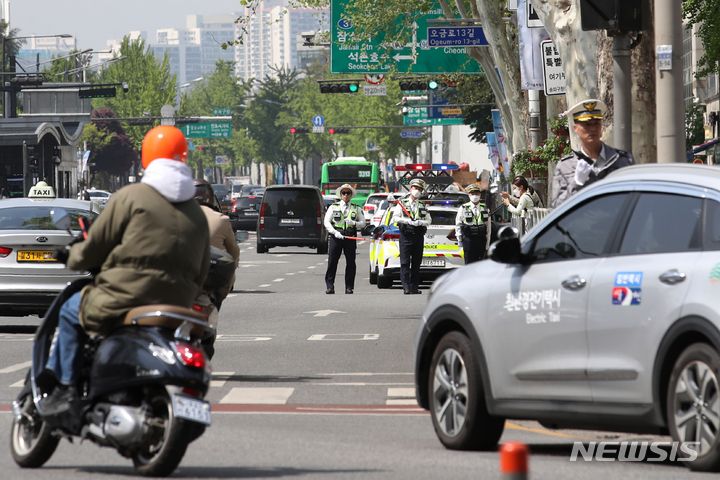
[0,196,101,316]
[86,188,112,207]
[256,185,328,254]
[211,184,233,214]
[230,183,262,201]
[414,163,720,472]
[230,193,263,231]
[363,193,392,224]
[370,203,463,288]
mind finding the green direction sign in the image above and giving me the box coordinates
[212,108,231,116]
[181,122,232,139]
[403,106,464,126]
[331,0,484,74]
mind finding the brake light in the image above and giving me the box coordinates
[174,342,206,369]
[382,233,400,241]
[192,303,214,319]
[0,247,12,257]
[259,203,266,228]
[364,205,374,211]
[248,196,256,199]
[182,387,201,397]
[317,203,322,229]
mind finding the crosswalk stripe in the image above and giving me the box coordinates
[0,361,31,374]
[10,380,24,387]
[219,387,294,404]
[210,371,234,388]
[386,387,417,405]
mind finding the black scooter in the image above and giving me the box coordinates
[10,209,215,477]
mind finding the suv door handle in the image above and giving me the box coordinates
[562,276,586,290]
[659,270,686,285]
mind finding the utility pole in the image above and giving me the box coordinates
[655,0,685,163]
[613,34,632,152]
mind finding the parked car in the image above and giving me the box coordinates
[413,163,720,472]
[256,185,328,254]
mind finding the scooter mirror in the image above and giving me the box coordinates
[51,208,71,231]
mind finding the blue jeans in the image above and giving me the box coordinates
[46,291,87,386]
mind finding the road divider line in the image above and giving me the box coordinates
[211,404,428,415]
[0,361,31,374]
[273,278,284,282]
[259,284,271,287]
[308,334,378,341]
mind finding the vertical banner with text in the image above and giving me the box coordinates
[518,0,548,90]
[491,110,510,175]
[486,133,500,172]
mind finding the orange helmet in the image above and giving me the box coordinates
[141,126,188,169]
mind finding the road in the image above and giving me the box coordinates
[0,234,706,479]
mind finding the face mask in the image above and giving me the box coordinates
[469,195,481,204]
[512,188,520,197]
[410,189,421,198]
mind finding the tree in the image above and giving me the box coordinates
[686,101,706,152]
[93,36,178,151]
[684,0,720,78]
[42,49,99,83]
[84,108,137,187]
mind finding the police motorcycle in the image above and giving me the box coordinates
[10,209,214,477]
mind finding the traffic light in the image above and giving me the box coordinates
[9,75,43,87]
[399,79,428,92]
[290,127,310,134]
[428,80,439,90]
[319,82,359,94]
[79,87,117,99]
[196,145,210,151]
[329,128,350,134]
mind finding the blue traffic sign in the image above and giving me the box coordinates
[312,115,325,127]
[401,130,423,138]
[427,26,488,47]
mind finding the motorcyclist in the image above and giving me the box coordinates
[193,178,240,306]
[41,125,210,413]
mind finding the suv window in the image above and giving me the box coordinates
[365,195,387,206]
[429,210,457,226]
[705,200,720,251]
[619,192,702,255]
[263,189,319,216]
[530,193,629,263]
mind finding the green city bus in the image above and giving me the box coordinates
[320,157,381,206]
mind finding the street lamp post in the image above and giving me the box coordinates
[2,33,72,118]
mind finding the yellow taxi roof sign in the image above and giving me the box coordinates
[28,181,56,199]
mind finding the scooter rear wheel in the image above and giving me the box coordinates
[132,389,192,477]
[10,395,59,468]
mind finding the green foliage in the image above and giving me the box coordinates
[0,21,25,59]
[686,101,706,152]
[510,134,570,178]
[42,49,99,83]
[548,112,569,133]
[80,122,116,149]
[94,36,178,151]
[684,0,720,77]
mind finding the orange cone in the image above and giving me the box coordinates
[500,441,528,479]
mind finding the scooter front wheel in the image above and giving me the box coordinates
[10,394,59,468]
[132,389,193,477]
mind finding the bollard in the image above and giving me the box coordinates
[500,441,528,480]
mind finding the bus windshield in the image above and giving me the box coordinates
[327,164,373,183]
[320,159,381,206]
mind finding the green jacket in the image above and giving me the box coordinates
[68,183,210,335]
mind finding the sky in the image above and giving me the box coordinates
[11,1,245,51]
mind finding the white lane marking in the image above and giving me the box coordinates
[388,388,416,398]
[298,271,306,273]
[0,361,32,374]
[386,399,418,405]
[275,254,290,257]
[307,266,316,269]
[308,334,379,341]
[286,273,295,276]
[215,335,273,342]
[317,262,325,265]
[272,278,284,282]
[319,373,414,376]
[307,382,414,386]
[210,371,234,388]
[259,284,271,287]
[240,265,258,268]
[10,380,25,387]
[304,310,346,317]
[219,387,295,404]
[225,294,238,299]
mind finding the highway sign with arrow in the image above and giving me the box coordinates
[330,0,484,74]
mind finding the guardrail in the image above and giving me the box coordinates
[509,208,551,237]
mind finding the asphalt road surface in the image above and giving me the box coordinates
[0,234,708,479]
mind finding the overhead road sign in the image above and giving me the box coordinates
[330,0,484,75]
[427,27,489,47]
[212,108,231,116]
[180,121,232,138]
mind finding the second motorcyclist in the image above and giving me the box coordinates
[42,125,210,412]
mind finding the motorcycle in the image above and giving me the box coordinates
[10,208,215,477]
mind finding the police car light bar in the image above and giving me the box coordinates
[393,166,407,171]
[403,163,432,171]
[431,164,459,170]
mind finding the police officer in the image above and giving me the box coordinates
[455,184,488,264]
[324,184,366,294]
[551,99,635,208]
[391,178,431,294]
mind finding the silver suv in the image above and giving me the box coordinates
[414,164,720,472]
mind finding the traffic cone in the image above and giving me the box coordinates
[500,441,528,479]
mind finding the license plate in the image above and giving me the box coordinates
[173,395,211,425]
[421,258,445,267]
[280,218,301,224]
[244,211,258,216]
[17,250,55,262]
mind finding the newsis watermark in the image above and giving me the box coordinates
[570,441,700,462]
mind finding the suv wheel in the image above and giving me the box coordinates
[317,241,328,255]
[429,331,505,450]
[377,275,392,289]
[667,343,720,471]
[256,243,267,254]
[369,265,378,285]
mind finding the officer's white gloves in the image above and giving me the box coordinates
[345,219,356,226]
[333,231,344,240]
[411,219,423,227]
[574,159,593,186]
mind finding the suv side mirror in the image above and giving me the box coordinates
[361,224,374,236]
[228,212,239,221]
[488,226,531,265]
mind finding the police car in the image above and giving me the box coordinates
[0,182,102,316]
[369,201,464,289]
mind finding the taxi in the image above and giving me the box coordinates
[0,182,102,316]
[369,202,464,289]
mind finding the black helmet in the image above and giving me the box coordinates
[194,178,215,208]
